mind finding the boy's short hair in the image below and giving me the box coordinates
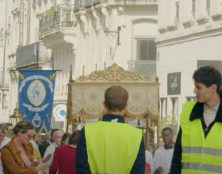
[193,66,222,93]
[104,85,128,112]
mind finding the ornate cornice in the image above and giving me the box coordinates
[156,26,222,47]
[78,63,152,82]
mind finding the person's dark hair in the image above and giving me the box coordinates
[61,133,71,145]
[68,130,80,145]
[161,127,173,135]
[104,85,128,111]
[193,66,222,93]
[13,120,34,134]
[50,128,60,137]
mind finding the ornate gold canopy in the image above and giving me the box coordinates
[78,63,152,82]
[70,63,159,125]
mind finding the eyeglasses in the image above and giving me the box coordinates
[20,131,34,139]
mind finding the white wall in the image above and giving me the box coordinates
[53,45,75,101]
[157,33,222,116]
[74,4,158,78]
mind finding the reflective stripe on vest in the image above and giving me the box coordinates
[85,121,142,174]
[183,163,222,173]
[183,146,222,156]
[181,101,222,174]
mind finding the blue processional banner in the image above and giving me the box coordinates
[18,70,56,133]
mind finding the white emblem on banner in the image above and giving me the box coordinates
[27,80,46,107]
[32,113,42,128]
[53,104,67,121]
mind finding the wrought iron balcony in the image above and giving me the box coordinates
[39,4,74,38]
[74,0,157,12]
[128,60,156,80]
[74,0,100,12]
[114,0,158,5]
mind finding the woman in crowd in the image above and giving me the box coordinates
[49,131,80,174]
[1,120,44,174]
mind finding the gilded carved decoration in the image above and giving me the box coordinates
[78,63,151,82]
[71,63,159,125]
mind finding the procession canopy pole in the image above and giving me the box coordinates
[145,114,149,149]
[66,65,73,132]
[157,79,160,146]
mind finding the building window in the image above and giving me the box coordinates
[206,0,210,15]
[192,0,196,18]
[137,39,156,60]
[167,72,181,95]
[176,1,180,23]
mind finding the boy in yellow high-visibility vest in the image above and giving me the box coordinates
[76,85,145,174]
[171,66,222,174]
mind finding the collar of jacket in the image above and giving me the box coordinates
[190,101,222,122]
[102,114,125,123]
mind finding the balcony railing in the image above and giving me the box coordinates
[74,0,157,12]
[114,0,158,5]
[128,60,156,80]
[39,4,74,38]
[74,0,100,12]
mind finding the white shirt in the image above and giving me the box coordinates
[153,146,174,174]
[42,142,59,174]
[145,150,153,172]
[204,103,220,127]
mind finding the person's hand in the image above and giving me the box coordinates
[36,161,47,171]
[154,166,164,174]
[33,159,40,166]
[41,154,52,163]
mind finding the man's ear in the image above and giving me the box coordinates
[211,84,217,92]
[103,101,107,109]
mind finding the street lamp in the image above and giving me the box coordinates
[10,106,23,125]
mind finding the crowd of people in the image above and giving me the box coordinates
[0,122,175,174]
[0,65,221,174]
[0,123,80,174]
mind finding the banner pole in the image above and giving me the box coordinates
[66,65,73,132]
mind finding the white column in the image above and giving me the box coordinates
[158,0,167,29]
[166,0,176,27]
[181,0,193,23]
[211,0,222,16]
[196,0,208,19]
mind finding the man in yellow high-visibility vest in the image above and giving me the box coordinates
[76,85,145,174]
[170,66,222,174]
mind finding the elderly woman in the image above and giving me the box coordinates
[1,120,44,174]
